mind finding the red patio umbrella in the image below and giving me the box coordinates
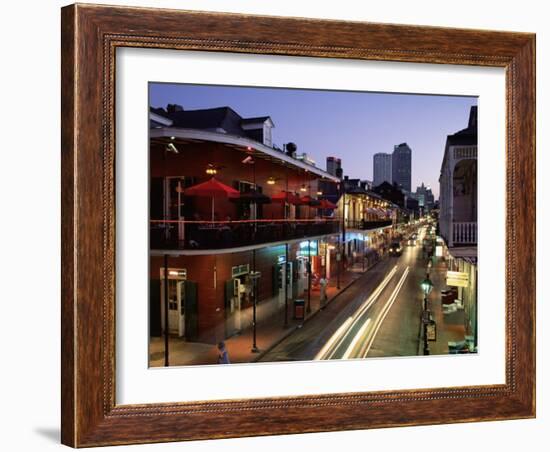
[271,191,302,205]
[318,199,337,209]
[300,195,321,206]
[184,177,240,221]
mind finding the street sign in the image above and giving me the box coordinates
[446,271,469,287]
[426,321,437,341]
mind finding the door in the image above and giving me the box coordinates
[296,257,307,295]
[286,262,293,301]
[166,280,184,337]
[224,278,242,337]
[277,263,287,307]
[184,281,198,341]
[160,268,187,338]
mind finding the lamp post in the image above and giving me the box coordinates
[420,274,434,355]
[242,152,260,353]
[250,253,260,354]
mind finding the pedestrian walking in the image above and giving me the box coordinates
[319,276,328,308]
[217,341,230,364]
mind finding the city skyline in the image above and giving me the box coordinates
[150,83,477,198]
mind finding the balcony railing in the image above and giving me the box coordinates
[345,219,393,230]
[453,146,477,160]
[150,218,340,251]
[452,221,477,245]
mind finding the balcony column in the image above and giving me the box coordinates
[306,239,312,314]
[284,242,289,328]
[163,254,169,367]
[448,159,455,247]
[251,249,259,353]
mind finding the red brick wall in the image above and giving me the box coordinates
[150,254,223,343]
[151,141,324,221]
[150,244,288,343]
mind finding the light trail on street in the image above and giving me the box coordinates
[314,265,398,360]
[316,266,410,360]
[259,222,433,363]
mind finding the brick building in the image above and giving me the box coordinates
[149,105,341,344]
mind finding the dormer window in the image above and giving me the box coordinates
[241,117,275,147]
[263,122,273,147]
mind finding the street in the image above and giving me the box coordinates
[259,228,430,362]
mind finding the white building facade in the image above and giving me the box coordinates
[438,106,478,348]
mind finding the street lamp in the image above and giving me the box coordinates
[420,275,433,355]
[420,276,433,296]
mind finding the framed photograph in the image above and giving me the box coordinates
[61,3,535,447]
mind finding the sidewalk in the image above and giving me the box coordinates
[422,257,469,355]
[149,258,376,366]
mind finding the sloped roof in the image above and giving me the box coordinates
[241,116,271,124]
[150,106,274,138]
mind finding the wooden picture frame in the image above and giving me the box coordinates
[61,3,535,447]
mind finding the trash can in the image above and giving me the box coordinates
[294,299,305,320]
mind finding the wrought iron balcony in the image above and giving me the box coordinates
[150,218,341,251]
[345,219,393,231]
[452,221,477,245]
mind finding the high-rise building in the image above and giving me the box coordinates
[415,182,435,211]
[326,156,343,179]
[392,143,412,192]
[373,153,392,187]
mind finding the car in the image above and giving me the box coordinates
[389,241,403,256]
[407,236,416,246]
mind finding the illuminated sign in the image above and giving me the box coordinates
[232,264,250,278]
[446,271,469,287]
[160,268,187,279]
[298,241,318,256]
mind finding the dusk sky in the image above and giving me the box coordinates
[150,83,477,199]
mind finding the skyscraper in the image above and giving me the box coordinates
[392,143,412,192]
[373,153,392,187]
[326,156,343,179]
[415,182,435,211]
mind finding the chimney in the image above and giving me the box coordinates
[285,142,297,158]
[468,105,478,130]
[167,104,184,113]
